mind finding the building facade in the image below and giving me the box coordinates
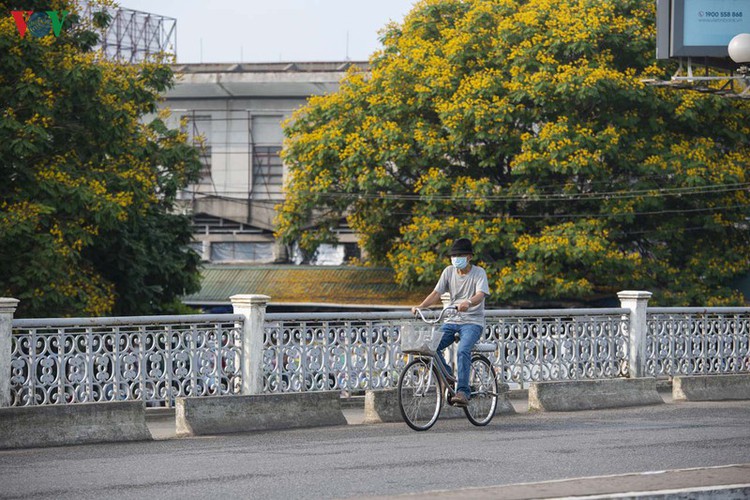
[160,62,366,267]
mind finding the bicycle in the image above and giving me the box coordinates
[397,306,499,431]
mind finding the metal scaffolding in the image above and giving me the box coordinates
[642,58,750,100]
[84,5,176,63]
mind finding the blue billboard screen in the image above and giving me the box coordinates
[683,0,750,46]
[658,0,750,58]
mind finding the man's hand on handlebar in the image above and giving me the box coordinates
[457,299,472,313]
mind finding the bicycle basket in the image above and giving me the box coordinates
[400,322,442,355]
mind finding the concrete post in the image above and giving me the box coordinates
[440,292,452,309]
[438,293,455,366]
[0,298,20,407]
[618,291,652,379]
[230,294,270,395]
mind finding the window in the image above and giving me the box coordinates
[291,243,360,266]
[182,114,213,190]
[188,242,205,260]
[250,115,284,200]
[252,146,283,197]
[210,242,274,262]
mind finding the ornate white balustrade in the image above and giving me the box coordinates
[3,296,750,407]
[261,308,631,393]
[486,309,630,385]
[263,311,406,394]
[10,315,242,407]
[647,308,750,376]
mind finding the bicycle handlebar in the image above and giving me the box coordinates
[414,306,459,324]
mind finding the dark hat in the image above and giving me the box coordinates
[449,238,473,256]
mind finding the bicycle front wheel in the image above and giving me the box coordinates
[464,355,498,426]
[398,358,442,431]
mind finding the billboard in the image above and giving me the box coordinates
[657,0,750,59]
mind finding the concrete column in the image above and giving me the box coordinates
[618,291,652,378]
[201,240,210,262]
[230,294,270,395]
[0,298,20,407]
[272,240,288,263]
[438,293,456,366]
[440,292,452,309]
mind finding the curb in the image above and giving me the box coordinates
[176,391,347,436]
[673,374,750,401]
[0,401,151,450]
[529,378,663,412]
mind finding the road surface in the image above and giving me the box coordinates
[0,399,748,499]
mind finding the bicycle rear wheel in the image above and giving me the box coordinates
[398,358,442,431]
[464,355,498,426]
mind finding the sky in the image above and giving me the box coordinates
[118,0,417,63]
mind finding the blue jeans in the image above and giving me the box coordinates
[436,323,483,399]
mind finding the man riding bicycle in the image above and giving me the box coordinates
[411,238,490,408]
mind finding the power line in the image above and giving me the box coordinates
[182,181,750,203]
[180,188,750,220]
[303,184,750,202]
[391,203,750,220]
[621,225,741,236]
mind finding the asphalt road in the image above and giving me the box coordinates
[0,400,748,499]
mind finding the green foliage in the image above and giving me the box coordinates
[0,0,202,317]
[279,0,750,306]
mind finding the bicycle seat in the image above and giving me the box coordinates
[471,342,496,353]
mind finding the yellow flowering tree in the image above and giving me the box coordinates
[0,0,202,317]
[279,0,750,306]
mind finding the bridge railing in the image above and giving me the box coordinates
[1,292,749,407]
[486,308,630,386]
[8,314,243,407]
[647,307,750,377]
[262,308,630,394]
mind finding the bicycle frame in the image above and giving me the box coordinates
[410,307,461,399]
[412,354,459,401]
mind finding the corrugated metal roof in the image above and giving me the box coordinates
[183,265,431,306]
[172,61,369,73]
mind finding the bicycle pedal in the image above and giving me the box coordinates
[447,395,466,407]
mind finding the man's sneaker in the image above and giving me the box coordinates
[451,392,469,407]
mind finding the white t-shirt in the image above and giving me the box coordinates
[434,264,491,327]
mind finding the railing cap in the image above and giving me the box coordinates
[0,297,19,314]
[617,291,653,301]
[230,294,271,307]
[12,313,242,328]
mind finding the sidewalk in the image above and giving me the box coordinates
[359,464,750,499]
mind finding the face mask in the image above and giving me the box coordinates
[451,256,468,270]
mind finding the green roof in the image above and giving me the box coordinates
[183,265,431,307]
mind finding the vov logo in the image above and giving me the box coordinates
[11,10,69,38]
